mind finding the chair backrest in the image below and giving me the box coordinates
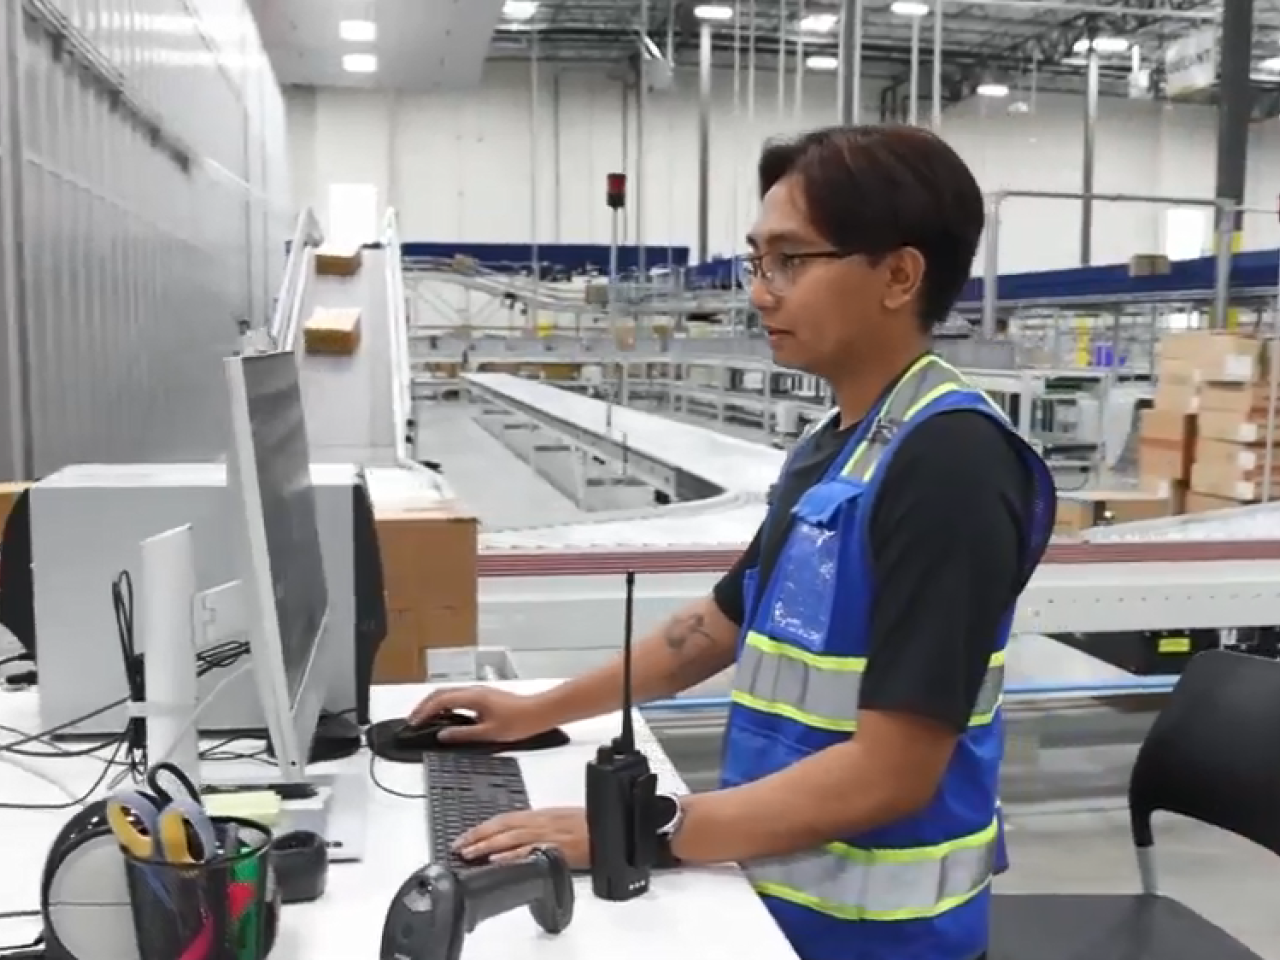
[1129,649,1280,856]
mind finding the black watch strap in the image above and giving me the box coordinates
[652,794,683,869]
[654,833,682,870]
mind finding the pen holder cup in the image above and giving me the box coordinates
[123,816,279,960]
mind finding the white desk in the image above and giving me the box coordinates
[0,679,799,960]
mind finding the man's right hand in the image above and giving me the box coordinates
[406,686,553,744]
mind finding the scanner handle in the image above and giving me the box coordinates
[459,852,557,932]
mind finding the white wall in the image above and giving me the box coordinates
[286,61,1280,274]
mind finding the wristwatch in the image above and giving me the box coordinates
[653,793,684,868]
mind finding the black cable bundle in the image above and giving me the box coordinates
[110,572,147,780]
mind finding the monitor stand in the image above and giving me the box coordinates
[201,754,370,863]
[261,711,362,765]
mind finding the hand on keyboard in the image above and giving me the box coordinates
[453,807,590,870]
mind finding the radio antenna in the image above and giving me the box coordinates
[618,571,636,754]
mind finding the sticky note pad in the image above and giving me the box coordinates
[204,791,284,830]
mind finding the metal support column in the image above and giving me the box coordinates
[981,195,1001,339]
[1214,0,1254,328]
[837,0,861,123]
[851,0,863,123]
[794,0,806,120]
[1080,43,1099,266]
[908,13,921,125]
[636,0,648,276]
[697,22,712,263]
[777,0,786,115]
[931,0,943,129]
[529,28,541,328]
[0,0,32,480]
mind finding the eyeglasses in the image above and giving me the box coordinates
[737,250,850,295]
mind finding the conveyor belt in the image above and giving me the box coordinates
[295,247,402,466]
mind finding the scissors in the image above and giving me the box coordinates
[107,763,217,865]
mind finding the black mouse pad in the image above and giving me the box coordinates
[366,719,570,764]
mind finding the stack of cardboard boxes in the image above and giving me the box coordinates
[1167,332,1278,511]
[1056,331,1279,534]
[1135,333,1201,511]
[1140,331,1280,513]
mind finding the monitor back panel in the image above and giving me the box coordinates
[33,463,358,736]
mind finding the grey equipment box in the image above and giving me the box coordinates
[33,462,360,737]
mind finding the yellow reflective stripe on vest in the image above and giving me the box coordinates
[730,632,1005,733]
[840,355,1007,484]
[748,817,999,922]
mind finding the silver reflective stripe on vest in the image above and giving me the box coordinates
[733,354,1008,923]
[748,819,999,922]
[733,633,1005,732]
[841,354,1003,485]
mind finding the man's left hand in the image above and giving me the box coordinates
[454,807,590,868]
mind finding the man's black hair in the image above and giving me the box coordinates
[757,124,984,328]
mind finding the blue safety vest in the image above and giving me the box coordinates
[720,354,1055,960]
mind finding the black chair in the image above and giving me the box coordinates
[991,649,1280,960]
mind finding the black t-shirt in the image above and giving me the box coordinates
[713,410,1040,733]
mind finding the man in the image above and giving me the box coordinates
[410,125,1056,960]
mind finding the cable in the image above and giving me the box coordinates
[200,733,272,764]
[0,697,128,756]
[111,570,146,780]
[0,735,126,811]
[368,751,426,802]
[107,662,252,791]
[0,724,123,761]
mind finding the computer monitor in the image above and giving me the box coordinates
[224,350,331,782]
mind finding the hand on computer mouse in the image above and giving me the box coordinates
[407,686,552,744]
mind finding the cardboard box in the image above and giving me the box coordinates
[1151,360,1199,413]
[314,246,364,278]
[1190,438,1280,503]
[0,483,29,532]
[1136,408,1196,493]
[1138,408,1195,445]
[303,307,362,356]
[1053,490,1172,535]
[1138,442,1188,488]
[372,504,479,684]
[1185,490,1244,514]
[1199,381,1280,418]
[1159,331,1263,383]
[1129,254,1171,277]
[1197,410,1280,444]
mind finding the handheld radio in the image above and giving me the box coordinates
[584,571,657,901]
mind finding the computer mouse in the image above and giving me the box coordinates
[392,710,477,749]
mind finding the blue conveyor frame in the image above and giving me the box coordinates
[681,249,1280,309]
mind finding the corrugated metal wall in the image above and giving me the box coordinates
[0,0,288,481]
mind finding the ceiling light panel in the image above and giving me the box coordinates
[339,19,376,42]
[343,53,378,73]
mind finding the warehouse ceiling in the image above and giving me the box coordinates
[247,0,506,90]
[247,0,1280,115]
[490,0,1280,115]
